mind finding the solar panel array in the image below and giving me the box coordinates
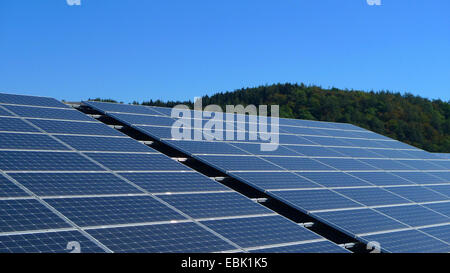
[84,101,450,253]
[435,153,450,159]
[0,93,347,253]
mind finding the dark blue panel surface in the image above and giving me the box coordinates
[0,175,29,197]
[391,172,446,185]
[336,188,411,206]
[429,172,450,182]
[120,172,228,193]
[0,230,105,253]
[358,159,415,170]
[166,140,245,155]
[0,151,103,171]
[0,107,12,117]
[279,126,327,136]
[264,157,334,171]
[231,172,319,190]
[369,149,412,159]
[55,135,157,152]
[0,93,69,108]
[299,172,371,187]
[313,209,407,235]
[386,186,448,203]
[430,160,450,170]
[340,138,389,148]
[28,119,124,136]
[285,145,344,157]
[135,125,173,139]
[423,203,450,218]
[45,196,185,227]
[10,173,141,196]
[361,230,450,253]
[315,158,377,171]
[160,192,271,219]
[330,147,383,158]
[231,143,300,156]
[3,105,93,121]
[0,199,70,232]
[420,225,450,244]
[425,185,450,198]
[0,117,39,133]
[87,222,235,253]
[110,112,176,126]
[349,172,413,186]
[85,153,190,171]
[301,136,351,147]
[197,155,282,171]
[84,101,161,115]
[397,160,446,170]
[272,189,361,211]
[0,133,69,150]
[251,240,349,253]
[376,205,449,227]
[202,215,321,248]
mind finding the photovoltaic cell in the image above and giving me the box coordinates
[315,158,377,171]
[28,119,124,136]
[336,188,411,206]
[83,101,161,115]
[0,117,39,133]
[230,172,320,190]
[9,173,141,197]
[285,145,344,157]
[397,160,446,170]
[423,203,450,218]
[390,172,446,185]
[386,186,448,203]
[120,172,228,193]
[0,175,29,197]
[160,192,271,219]
[420,225,450,244]
[251,240,349,253]
[0,93,69,108]
[85,153,190,171]
[0,199,70,233]
[301,136,351,147]
[109,112,176,126]
[166,140,245,155]
[299,172,371,188]
[271,189,361,211]
[358,159,414,170]
[264,157,334,171]
[2,105,93,121]
[329,147,383,158]
[348,172,413,186]
[231,143,300,156]
[375,205,449,227]
[0,151,103,171]
[313,209,407,235]
[55,135,157,153]
[0,133,69,151]
[0,107,13,117]
[196,155,282,171]
[86,222,236,253]
[45,196,185,227]
[426,185,450,198]
[0,230,105,253]
[135,125,173,139]
[202,215,321,249]
[361,230,450,253]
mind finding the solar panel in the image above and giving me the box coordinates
[375,205,449,227]
[0,133,70,150]
[0,174,29,197]
[84,102,450,253]
[2,105,93,121]
[0,107,13,117]
[0,93,69,108]
[54,135,157,153]
[423,203,450,218]
[420,225,450,244]
[0,117,40,133]
[0,230,106,253]
[27,119,124,136]
[201,215,321,249]
[251,240,349,253]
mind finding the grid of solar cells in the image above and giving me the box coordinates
[0,117,40,132]
[2,105,93,121]
[27,119,124,136]
[0,133,70,151]
[251,240,349,253]
[0,230,106,253]
[0,174,29,197]
[0,107,13,117]
[84,101,450,252]
[0,93,69,108]
[54,135,157,152]
[420,225,450,244]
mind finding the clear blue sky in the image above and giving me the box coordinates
[0,0,449,103]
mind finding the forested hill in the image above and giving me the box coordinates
[91,83,450,152]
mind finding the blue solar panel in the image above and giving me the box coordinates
[420,225,450,244]
[0,117,40,133]
[197,155,282,171]
[45,196,185,227]
[280,118,337,129]
[302,136,351,147]
[0,174,29,197]
[391,172,446,185]
[285,145,344,157]
[349,172,413,186]
[166,140,245,155]
[385,186,448,203]
[315,158,377,171]
[0,133,69,150]
[379,141,416,150]
[397,160,446,170]
[358,159,415,170]
[109,112,176,126]
[202,215,321,248]
[0,151,103,171]
[160,192,271,219]
[10,173,141,196]
[85,153,190,171]
[369,149,412,159]
[0,93,69,108]
[426,185,450,198]
[279,135,317,145]
[272,189,361,211]
[299,172,372,188]
[135,125,173,139]
[314,129,369,139]
[146,106,173,116]
[341,138,390,148]
[120,172,228,193]
[314,209,407,235]
[375,205,449,227]
[423,203,450,218]
[84,101,161,115]
[86,222,236,253]
[336,188,411,206]
[361,230,450,253]
[431,160,450,170]
[264,157,334,171]
[330,147,383,158]
[55,135,157,153]
[28,119,124,136]
[251,240,349,253]
[231,143,300,156]
[429,172,450,182]
[230,172,319,190]
[279,126,327,136]
[0,199,70,232]
[0,107,13,117]
[0,230,105,253]
[2,105,93,121]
